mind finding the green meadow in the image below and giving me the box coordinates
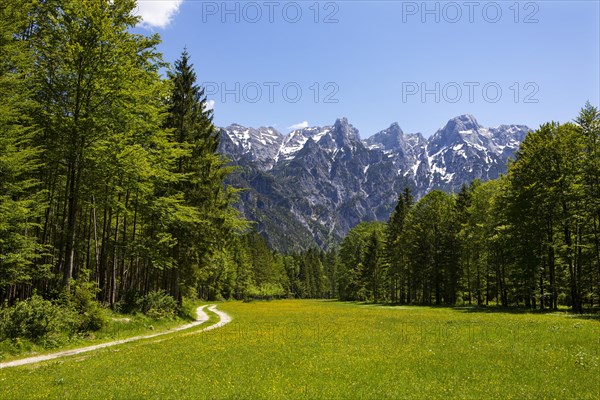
[0,300,203,364]
[0,300,598,399]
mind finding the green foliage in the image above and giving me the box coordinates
[246,283,286,300]
[0,0,44,294]
[136,291,179,320]
[504,115,598,311]
[338,221,386,301]
[162,49,247,304]
[403,190,459,305]
[64,279,107,332]
[0,296,68,343]
[385,188,413,303]
[0,285,107,346]
[0,0,253,312]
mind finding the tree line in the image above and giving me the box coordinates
[336,104,600,312]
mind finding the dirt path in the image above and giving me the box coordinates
[0,304,231,370]
[204,305,233,329]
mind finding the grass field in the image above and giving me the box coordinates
[0,300,203,364]
[0,300,598,399]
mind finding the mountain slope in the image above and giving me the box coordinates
[218,115,531,251]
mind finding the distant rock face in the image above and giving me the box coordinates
[218,124,284,170]
[218,115,531,252]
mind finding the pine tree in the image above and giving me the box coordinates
[385,188,413,303]
[456,183,474,304]
[164,49,244,303]
[323,250,339,298]
[403,190,458,304]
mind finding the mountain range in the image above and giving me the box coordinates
[217,115,531,252]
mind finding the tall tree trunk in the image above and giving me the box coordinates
[548,219,557,309]
[466,251,472,305]
[91,196,100,286]
[110,194,121,308]
[63,155,80,289]
[99,204,111,303]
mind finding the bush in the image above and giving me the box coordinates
[118,289,141,314]
[57,279,107,333]
[0,295,66,342]
[136,290,179,320]
[245,283,286,301]
[69,282,106,332]
[0,280,107,346]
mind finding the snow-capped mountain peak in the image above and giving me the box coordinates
[217,115,531,250]
[275,125,333,162]
[218,124,284,169]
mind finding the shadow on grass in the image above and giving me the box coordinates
[454,305,600,321]
[347,300,600,321]
[455,305,561,314]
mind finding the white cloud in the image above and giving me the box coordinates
[205,99,215,111]
[134,0,184,29]
[287,121,309,130]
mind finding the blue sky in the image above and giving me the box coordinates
[134,1,600,138]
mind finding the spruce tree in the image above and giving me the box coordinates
[385,188,412,303]
[164,49,238,302]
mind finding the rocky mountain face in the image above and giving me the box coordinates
[218,115,530,252]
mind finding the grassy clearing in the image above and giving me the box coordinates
[0,299,202,363]
[0,300,598,399]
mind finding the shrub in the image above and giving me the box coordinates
[136,290,179,320]
[59,279,107,333]
[0,295,65,342]
[118,289,141,314]
[71,282,106,332]
[245,283,286,301]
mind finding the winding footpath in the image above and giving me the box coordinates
[0,304,231,370]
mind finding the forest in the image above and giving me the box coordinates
[0,0,599,349]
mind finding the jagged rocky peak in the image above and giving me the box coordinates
[446,114,481,132]
[334,116,350,129]
[444,114,481,135]
[429,114,488,152]
[277,125,332,162]
[277,118,361,161]
[365,122,404,151]
[428,115,530,157]
[332,117,361,145]
[222,123,283,145]
[218,123,284,170]
[217,114,532,251]
[366,122,428,150]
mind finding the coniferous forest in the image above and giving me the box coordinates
[1,0,599,349]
